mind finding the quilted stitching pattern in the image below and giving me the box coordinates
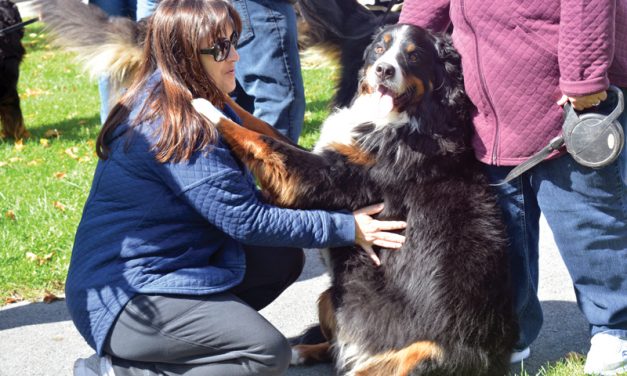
[400,0,627,165]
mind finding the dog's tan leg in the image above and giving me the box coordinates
[193,97,306,206]
[353,341,444,376]
[292,288,336,365]
[223,95,295,145]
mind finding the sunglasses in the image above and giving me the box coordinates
[200,31,239,62]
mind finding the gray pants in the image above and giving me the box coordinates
[104,245,305,375]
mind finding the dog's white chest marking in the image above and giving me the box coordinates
[313,96,409,154]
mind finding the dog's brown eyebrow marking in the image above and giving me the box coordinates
[405,43,417,53]
[383,33,392,44]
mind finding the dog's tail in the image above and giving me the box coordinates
[296,0,398,108]
[37,0,144,89]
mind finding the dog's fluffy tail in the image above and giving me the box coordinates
[37,0,144,89]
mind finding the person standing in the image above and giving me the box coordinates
[230,0,305,142]
[400,0,627,374]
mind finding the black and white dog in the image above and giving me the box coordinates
[193,22,518,376]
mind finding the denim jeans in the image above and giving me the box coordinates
[230,0,306,142]
[483,87,627,349]
[90,0,159,124]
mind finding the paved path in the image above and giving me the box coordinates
[0,216,590,376]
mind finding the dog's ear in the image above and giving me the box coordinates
[432,33,467,113]
[419,33,472,140]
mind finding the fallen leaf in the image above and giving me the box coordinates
[64,147,79,160]
[5,297,18,304]
[43,129,61,138]
[27,160,41,166]
[52,201,66,212]
[23,88,50,98]
[40,138,50,147]
[8,157,21,163]
[0,161,7,167]
[78,155,91,163]
[25,251,38,262]
[54,172,66,179]
[5,210,16,220]
[43,291,60,304]
[14,139,25,151]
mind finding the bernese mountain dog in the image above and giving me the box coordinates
[192,23,518,376]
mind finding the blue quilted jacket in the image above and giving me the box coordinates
[65,71,355,354]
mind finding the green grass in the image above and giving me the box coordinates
[0,24,613,376]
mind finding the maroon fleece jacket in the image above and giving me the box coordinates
[400,0,627,165]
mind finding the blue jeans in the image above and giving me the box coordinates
[483,87,627,349]
[230,0,305,142]
[90,0,159,124]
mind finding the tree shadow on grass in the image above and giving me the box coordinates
[1,114,102,145]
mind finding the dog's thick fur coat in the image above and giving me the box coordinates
[194,21,518,376]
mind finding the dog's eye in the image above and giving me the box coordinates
[408,53,418,62]
[375,46,385,54]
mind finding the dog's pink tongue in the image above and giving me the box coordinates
[375,91,394,117]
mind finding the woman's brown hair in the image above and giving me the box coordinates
[96,0,242,162]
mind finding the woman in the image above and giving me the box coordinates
[68,1,406,375]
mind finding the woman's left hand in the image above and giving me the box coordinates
[558,90,608,111]
[353,203,407,266]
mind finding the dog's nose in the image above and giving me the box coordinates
[375,63,395,79]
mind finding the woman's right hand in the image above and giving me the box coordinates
[353,203,407,267]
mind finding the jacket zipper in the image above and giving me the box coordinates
[459,0,501,164]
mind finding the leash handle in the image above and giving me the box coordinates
[497,135,565,185]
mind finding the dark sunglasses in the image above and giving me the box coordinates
[200,31,239,62]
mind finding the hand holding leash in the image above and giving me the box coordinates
[558,90,608,111]
[353,203,407,266]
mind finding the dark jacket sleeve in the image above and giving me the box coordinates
[157,141,356,249]
[558,0,615,96]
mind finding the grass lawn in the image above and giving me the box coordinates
[0,23,605,376]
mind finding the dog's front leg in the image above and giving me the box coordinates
[192,98,323,208]
[223,95,296,145]
[292,288,336,365]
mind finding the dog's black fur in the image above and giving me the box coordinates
[0,0,27,139]
[208,21,518,376]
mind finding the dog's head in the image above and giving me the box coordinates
[357,24,473,154]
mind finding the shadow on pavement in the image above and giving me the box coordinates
[0,299,70,331]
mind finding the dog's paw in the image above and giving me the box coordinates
[192,98,225,124]
[291,347,305,366]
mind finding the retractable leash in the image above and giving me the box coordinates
[500,85,625,184]
[0,17,39,36]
